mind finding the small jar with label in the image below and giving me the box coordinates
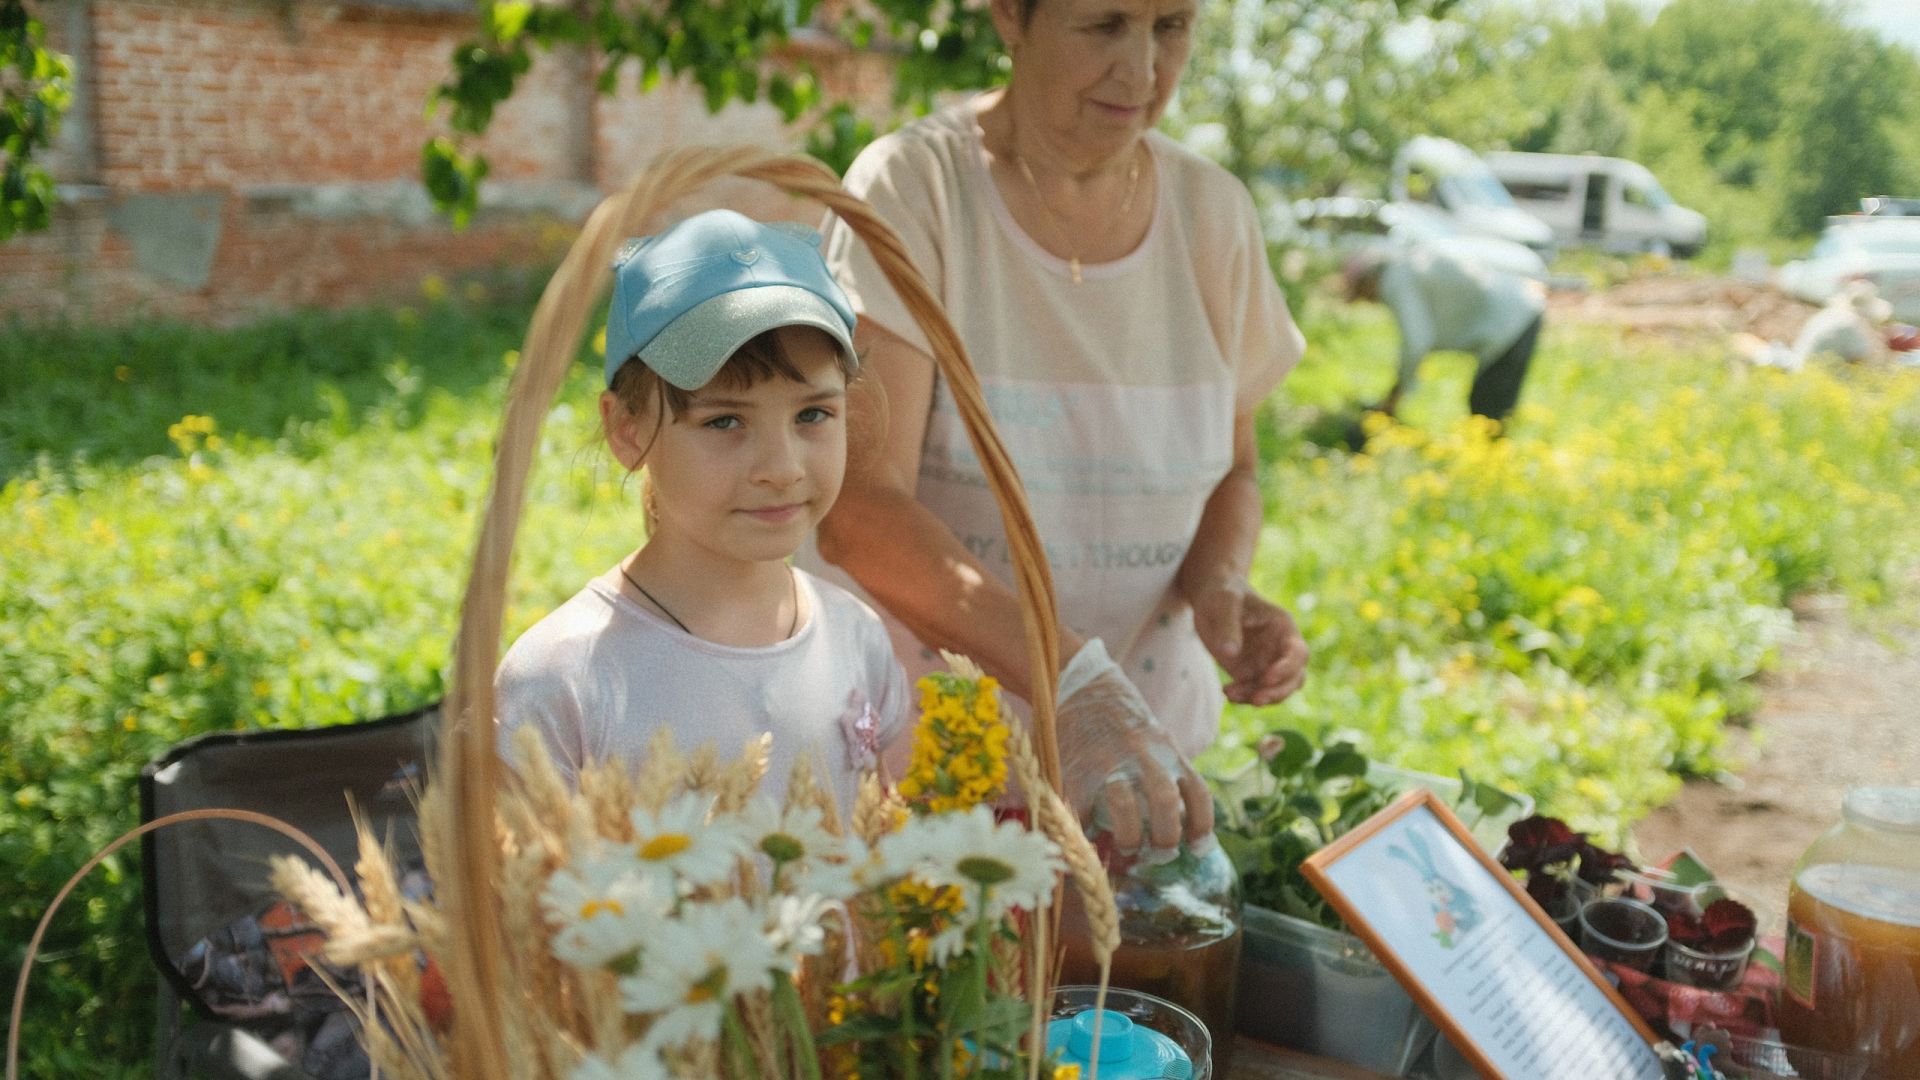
[1775,786,1920,1075]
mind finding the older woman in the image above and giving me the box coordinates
[805,0,1307,856]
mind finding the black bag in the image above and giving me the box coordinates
[140,704,437,1080]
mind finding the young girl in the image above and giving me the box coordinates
[496,209,909,807]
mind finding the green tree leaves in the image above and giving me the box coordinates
[1455,0,1920,244]
[423,0,1010,224]
[0,0,71,240]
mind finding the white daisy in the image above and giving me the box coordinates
[925,921,974,966]
[874,815,948,879]
[628,793,748,889]
[835,837,901,895]
[542,845,668,969]
[740,798,860,897]
[569,1043,670,1080]
[796,838,871,902]
[763,891,843,973]
[910,805,1064,921]
[619,897,781,1051]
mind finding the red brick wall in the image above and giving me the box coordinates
[83,0,584,190]
[0,194,573,322]
[8,0,887,323]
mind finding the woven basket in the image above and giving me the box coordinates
[436,146,1076,1078]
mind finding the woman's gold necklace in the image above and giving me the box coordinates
[1012,132,1142,285]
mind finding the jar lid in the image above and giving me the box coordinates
[1842,787,1920,833]
[1046,1008,1193,1080]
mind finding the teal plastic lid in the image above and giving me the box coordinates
[1046,1008,1193,1080]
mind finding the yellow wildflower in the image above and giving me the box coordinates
[900,669,1009,813]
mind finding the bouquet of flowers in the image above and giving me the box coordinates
[270,657,1115,1080]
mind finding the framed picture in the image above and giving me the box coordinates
[1301,789,1665,1079]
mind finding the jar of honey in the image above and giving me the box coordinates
[1776,787,1920,1074]
[1058,843,1243,1076]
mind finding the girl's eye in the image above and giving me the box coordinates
[701,415,742,431]
[1156,16,1188,33]
[797,407,834,425]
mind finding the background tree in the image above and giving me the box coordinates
[1423,0,1920,252]
[1170,0,1464,200]
[1768,27,1915,232]
[424,0,1010,224]
[0,0,71,239]
[1547,65,1632,157]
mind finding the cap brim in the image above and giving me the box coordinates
[637,285,857,392]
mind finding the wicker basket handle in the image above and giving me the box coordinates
[439,145,1067,1079]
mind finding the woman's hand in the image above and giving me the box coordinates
[1056,640,1214,861]
[1190,578,1309,706]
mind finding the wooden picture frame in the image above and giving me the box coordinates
[1301,789,1665,1079]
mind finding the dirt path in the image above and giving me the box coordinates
[1631,589,1920,919]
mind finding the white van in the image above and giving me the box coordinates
[1389,136,1558,258]
[1485,151,1708,258]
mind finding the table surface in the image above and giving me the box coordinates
[1226,1038,1396,1080]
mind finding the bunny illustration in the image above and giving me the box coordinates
[1388,829,1483,948]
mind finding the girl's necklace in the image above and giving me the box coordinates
[620,565,800,640]
[1010,119,1142,285]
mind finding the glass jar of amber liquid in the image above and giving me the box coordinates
[1776,787,1920,1075]
[1058,842,1244,1075]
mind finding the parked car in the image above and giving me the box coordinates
[1285,196,1549,281]
[1484,151,1708,258]
[1861,195,1920,218]
[1389,137,1557,258]
[1776,217,1920,323]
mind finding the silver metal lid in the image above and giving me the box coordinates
[1842,786,1920,833]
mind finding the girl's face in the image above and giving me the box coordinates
[605,329,849,571]
[994,0,1197,157]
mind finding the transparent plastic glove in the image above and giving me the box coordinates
[1055,639,1215,864]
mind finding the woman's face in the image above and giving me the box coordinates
[996,0,1198,154]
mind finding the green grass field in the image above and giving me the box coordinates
[4,286,1918,1073]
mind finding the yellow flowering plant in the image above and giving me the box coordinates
[895,667,1012,813]
[821,661,1066,1078]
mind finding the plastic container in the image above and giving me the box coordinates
[1719,1032,1871,1080]
[1051,986,1211,1080]
[1058,845,1242,1074]
[1236,903,1438,1074]
[1777,786,1920,1075]
[1663,935,1756,991]
[1224,764,1531,1076]
[1577,896,1668,972]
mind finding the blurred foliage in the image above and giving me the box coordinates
[0,0,71,238]
[1207,300,1920,843]
[0,286,624,1077]
[1167,0,1462,198]
[6,294,1919,1070]
[424,0,1013,221]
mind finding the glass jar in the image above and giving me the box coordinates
[1049,985,1211,1080]
[1775,786,1920,1075]
[1058,843,1244,1074]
